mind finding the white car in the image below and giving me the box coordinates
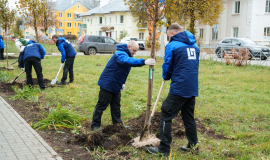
[121,37,145,50]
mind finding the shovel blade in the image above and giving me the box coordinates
[51,78,57,85]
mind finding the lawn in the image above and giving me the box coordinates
[0,55,270,159]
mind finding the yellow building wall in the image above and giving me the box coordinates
[55,2,88,36]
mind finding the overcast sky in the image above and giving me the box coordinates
[8,0,58,9]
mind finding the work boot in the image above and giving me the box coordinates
[180,143,199,153]
[67,80,74,83]
[148,147,170,157]
[56,81,67,85]
[91,127,102,132]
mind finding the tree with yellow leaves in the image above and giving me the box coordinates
[167,0,224,35]
[16,0,47,43]
[0,0,16,68]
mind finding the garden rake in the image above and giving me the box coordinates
[51,65,63,85]
[140,80,165,141]
[11,71,25,84]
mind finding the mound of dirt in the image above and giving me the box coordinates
[126,112,226,140]
[7,56,19,60]
[23,78,52,85]
[0,81,24,93]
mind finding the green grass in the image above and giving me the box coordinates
[3,40,78,53]
[11,86,41,103]
[33,103,84,130]
[1,56,270,159]
[0,69,10,81]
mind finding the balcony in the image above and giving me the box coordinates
[81,24,87,29]
[137,23,147,30]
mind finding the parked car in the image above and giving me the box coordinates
[25,35,36,41]
[41,36,50,43]
[121,37,145,50]
[215,37,269,60]
[76,35,119,55]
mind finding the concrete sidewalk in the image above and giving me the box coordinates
[0,96,62,160]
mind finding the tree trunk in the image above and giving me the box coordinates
[34,17,39,43]
[5,26,9,68]
[189,9,195,35]
[144,0,159,128]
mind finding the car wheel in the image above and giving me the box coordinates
[261,56,267,60]
[215,49,221,58]
[140,48,145,50]
[88,48,96,55]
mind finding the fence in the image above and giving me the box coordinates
[199,45,270,67]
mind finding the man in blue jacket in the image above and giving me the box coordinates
[91,41,156,132]
[19,42,46,90]
[0,35,4,60]
[52,35,77,85]
[148,23,200,156]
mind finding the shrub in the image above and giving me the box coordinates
[11,86,40,102]
[223,48,251,67]
[33,103,84,130]
[0,70,10,82]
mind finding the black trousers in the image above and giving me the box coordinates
[61,57,75,82]
[159,94,198,153]
[0,49,4,60]
[91,87,122,128]
[25,57,45,89]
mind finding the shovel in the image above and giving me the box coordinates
[51,66,62,85]
[140,80,165,141]
[12,71,25,84]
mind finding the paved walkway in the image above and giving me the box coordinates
[0,96,62,160]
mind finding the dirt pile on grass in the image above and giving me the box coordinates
[0,81,24,93]
[75,123,133,150]
[127,112,226,139]
[0,78,56,93]
[74,113,226,151]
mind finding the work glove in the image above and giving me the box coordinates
[21,68,25,71]
[120,84,125,91]
[60,63,64,68]
[145,58,156,65]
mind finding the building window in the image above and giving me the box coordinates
[74,23,76,28]
[234,1,240,14]
[120,15,124,23]
[266,0,270,12]
[91,19,92,25]
[76,15,80,19]
[67,23,72,27]
[99,31,102,36]
[199,28,204,39]
[109,17,111,24]
[68,32,72,35]
[99,17,102,24]
[78,23,81,27]
[212,28,218,40]
[59,13,63,18]
[115,15,117,23]
[233,27,239,37]
[67,13,72,18]
[105,18,107,24]
[120,31,124,37]
[91,31,92,35]
[139,33,144,40]
[59,22,63,27]
[77,5,80,8]
[264,27,270,39]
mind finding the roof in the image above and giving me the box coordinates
[55,0,91,11]
[80,0,129,17]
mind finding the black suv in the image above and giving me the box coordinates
[215,38,270,60]
[76,35,119,55]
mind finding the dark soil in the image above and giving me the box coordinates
[0,80,226,160]
[0,67,15,70]
[6,56,19,60]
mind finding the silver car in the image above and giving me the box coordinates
[76,35,119,55]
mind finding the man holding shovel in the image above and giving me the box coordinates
[18,42,46,90]
[148,23,200,156]
[91,41,156,132]
[52,35,77,85]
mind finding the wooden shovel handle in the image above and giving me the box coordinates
[150,80,165,117]
[56,66,62,78]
